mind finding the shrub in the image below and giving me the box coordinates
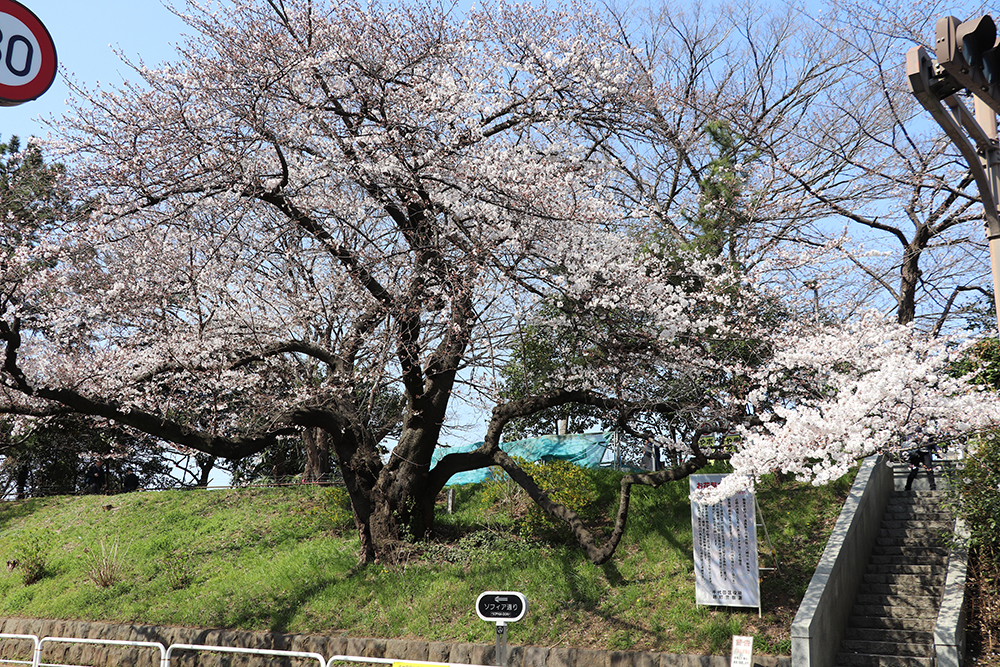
[958,432,1000,654]
[483,458,600,540]
[160,551,196,590]
[9,530,48,585]
[83,535,131,588]
[961,433,1000,549]
[312,485,355,534]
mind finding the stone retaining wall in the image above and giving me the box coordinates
[0,618,789,667]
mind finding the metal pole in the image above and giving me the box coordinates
[495,623,508,667]
[973,95,1000,339]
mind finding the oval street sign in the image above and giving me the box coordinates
[476,591,528,623]
[0,0,55,106]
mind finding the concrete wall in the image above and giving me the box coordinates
[0,617,790,667]
[790,456,893,667]
[935,518,970,667]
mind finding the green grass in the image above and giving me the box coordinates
[0,467,855,656]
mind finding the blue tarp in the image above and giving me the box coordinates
[431,432,611,485]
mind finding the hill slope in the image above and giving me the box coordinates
[0,469,854,656]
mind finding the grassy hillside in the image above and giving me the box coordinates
[0,467,854,656]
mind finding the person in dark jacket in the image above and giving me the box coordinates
[84,459,106,494]
[905,423,937,491]
[122,470,140,493]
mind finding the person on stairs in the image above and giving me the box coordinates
[905,420,937,491]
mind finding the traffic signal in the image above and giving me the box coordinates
[936,15,1000,113]
[957,15,995,66]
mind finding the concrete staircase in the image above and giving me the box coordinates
[835,490,954,667]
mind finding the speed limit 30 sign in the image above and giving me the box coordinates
[0,0,55,106]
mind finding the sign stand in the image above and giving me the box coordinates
[475,591,527,667]
[495,623,508,667]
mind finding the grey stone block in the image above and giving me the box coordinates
[386,638,427,661]
[469,642,495,665]
[575,648,608,667]
[548,648,576,667]
[367,638,387,657]
[524,646,550,667]
[451,641,476,663]
[428,640,453,662]
[326,636,349,656]
[346,637,370,657]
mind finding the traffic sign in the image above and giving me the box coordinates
[0,0,55,106]
[475,591,527,623]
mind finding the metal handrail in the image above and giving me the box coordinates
[329,655,493,667]
[1,635,500,667]
[34,637,168,667]
[0,634,40,667]
[167,643,327,667]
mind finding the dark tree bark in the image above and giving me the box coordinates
[196,455,216,487]
[302,428,331,483]
[15,462,28,500]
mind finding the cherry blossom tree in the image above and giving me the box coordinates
[711,313,1000,499]
[1,0,998,566]
[0,0,743,563]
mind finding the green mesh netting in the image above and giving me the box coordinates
[430,433,612,485]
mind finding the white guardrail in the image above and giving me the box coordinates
[0,634,494,667]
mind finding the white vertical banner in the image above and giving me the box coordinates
[689,474,760,608]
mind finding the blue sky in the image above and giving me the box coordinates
[2,0,187,141]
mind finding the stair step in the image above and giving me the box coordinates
[884,506,949,516]
[859,582,944,597]
[865,563,945,575]
[851,604,938,620]
[836,652,934,667]
[872,545,949,557]
[878,528,951,541]
[863,572,945,587]
[855,594,939,610]
[874,536,950,549]
[880,519,954,530]
[847,615,936,632]
[840,639,934,657]
[890,490,949,499]
[869,554,947,566]
[886,497,950,506]
[882,508,955,523]
[842,628,934,644]
[885,498,954,516]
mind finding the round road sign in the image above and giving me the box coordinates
[0,0,55,106]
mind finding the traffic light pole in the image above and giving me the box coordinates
[973,96,1000,335]
[907,39,1000,338]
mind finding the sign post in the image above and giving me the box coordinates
[689,475,760,612]
[476,591,527,667]
[0,0,56,106]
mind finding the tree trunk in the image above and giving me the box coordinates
[196,455,216,487]
[302,428,331,483]
[898,248,919,324]
[898,230,930,325]
[15,463,28,500]
[324,417,389,564]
